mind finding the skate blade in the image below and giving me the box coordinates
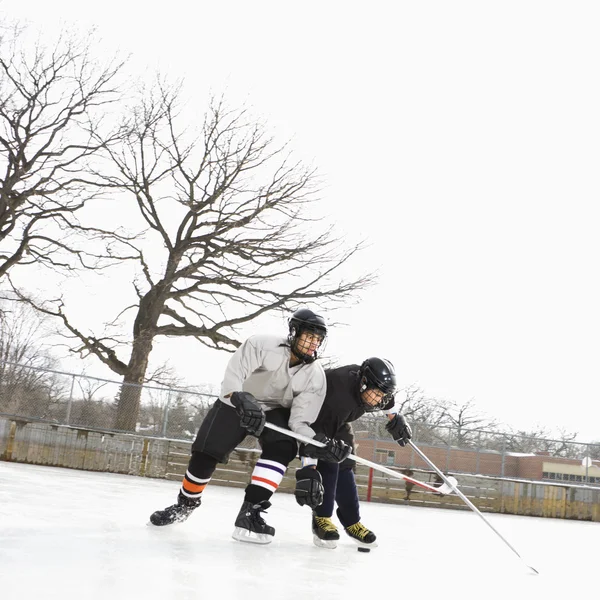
[232,527,273,545]
[312,534,337,549]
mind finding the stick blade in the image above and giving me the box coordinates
[436,475,459,495]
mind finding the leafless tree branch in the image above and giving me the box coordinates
[0,26,135,278]
[28,84,376,429]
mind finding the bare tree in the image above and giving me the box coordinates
[0,301,66,417]
[502,425,579,458]
[396,384,449,425]
[0,26,130,278]
[552,428,580,458]
[0,301,49,366]
[586,442,600,461]
[442,398,499,447]
[23,86,375,430]
[375,385,452,445]
[71,376,112,428]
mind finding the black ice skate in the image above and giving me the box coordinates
[312,514,340,549]
[149,492,201,526]
[343,520,378,548]
[232,500,275,544]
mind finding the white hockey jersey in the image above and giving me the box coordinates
[219,334,326,439]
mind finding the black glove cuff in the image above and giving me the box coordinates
[295,466,321,481]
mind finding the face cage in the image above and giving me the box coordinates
[289,326,327,363]
[360,377,396,412]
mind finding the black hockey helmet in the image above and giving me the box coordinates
[358,357,397,412]
[288,308,327,363]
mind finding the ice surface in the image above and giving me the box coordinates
[0,461,596,599]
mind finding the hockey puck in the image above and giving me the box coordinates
[357,547,370,553]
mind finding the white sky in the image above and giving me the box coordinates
[2,461,598,598]
[3,1,600,441]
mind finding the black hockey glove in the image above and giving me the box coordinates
[303,433,352,463]
[385,414,412,447]
[294,466,324,509]
[230,391,266,436]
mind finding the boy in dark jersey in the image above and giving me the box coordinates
[294,357,411,548]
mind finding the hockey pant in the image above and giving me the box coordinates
[186,400,297,504]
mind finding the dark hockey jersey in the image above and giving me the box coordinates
[310,364,395,438]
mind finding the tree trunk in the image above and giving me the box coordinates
[115,377,144,431]
[114,330,154,431]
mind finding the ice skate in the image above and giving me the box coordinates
[312,514,340,549]
[343,520,378,548]
[232,500,275,544]
[149,492,201,526]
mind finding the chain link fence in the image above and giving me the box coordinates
[352,415,600,484]
[2,358,599,481]
[0,359,260,449]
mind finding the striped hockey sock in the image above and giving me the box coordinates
[180,470,211,502]
[249,459,286,494]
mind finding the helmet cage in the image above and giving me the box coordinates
[288,313,327,364]
[359,359,397,412]
[359,379,395,412]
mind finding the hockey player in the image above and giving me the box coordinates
[149,308,351,544]
[294,357,412,549]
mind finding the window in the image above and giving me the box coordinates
[375,449,395,465]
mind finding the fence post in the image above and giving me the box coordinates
[366,468,373,502]
[410,423,417,468]
[161,391,172,438]
[445,427,451,473]
[584,450,590,483]
[65,375,76,426]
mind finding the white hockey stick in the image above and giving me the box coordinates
[408,440,539,575]
[263,421,456,495]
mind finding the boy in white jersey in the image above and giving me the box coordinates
[149,308,351,543]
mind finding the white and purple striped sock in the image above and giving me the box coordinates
[250,459,286,493]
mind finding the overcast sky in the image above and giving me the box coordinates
[4,1,600,442]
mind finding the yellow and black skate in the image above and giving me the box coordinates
[312,514,340,549]
[344,521,378,548]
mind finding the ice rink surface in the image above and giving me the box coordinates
[1,461,596,599]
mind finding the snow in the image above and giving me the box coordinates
[0,461,597,599]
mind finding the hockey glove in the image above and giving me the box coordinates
[304,433,352,463]
[294,466,324,509]
[385,414,412,447]
[230,391,266,436]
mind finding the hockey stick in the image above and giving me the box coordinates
[408,440,539,575]
[263,421,456,495]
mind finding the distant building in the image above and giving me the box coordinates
[355,437,600,484]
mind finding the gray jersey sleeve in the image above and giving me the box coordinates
[287,365,327,439]
[219,336,267,407]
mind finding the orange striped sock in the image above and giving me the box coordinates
[180,470,211,500]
